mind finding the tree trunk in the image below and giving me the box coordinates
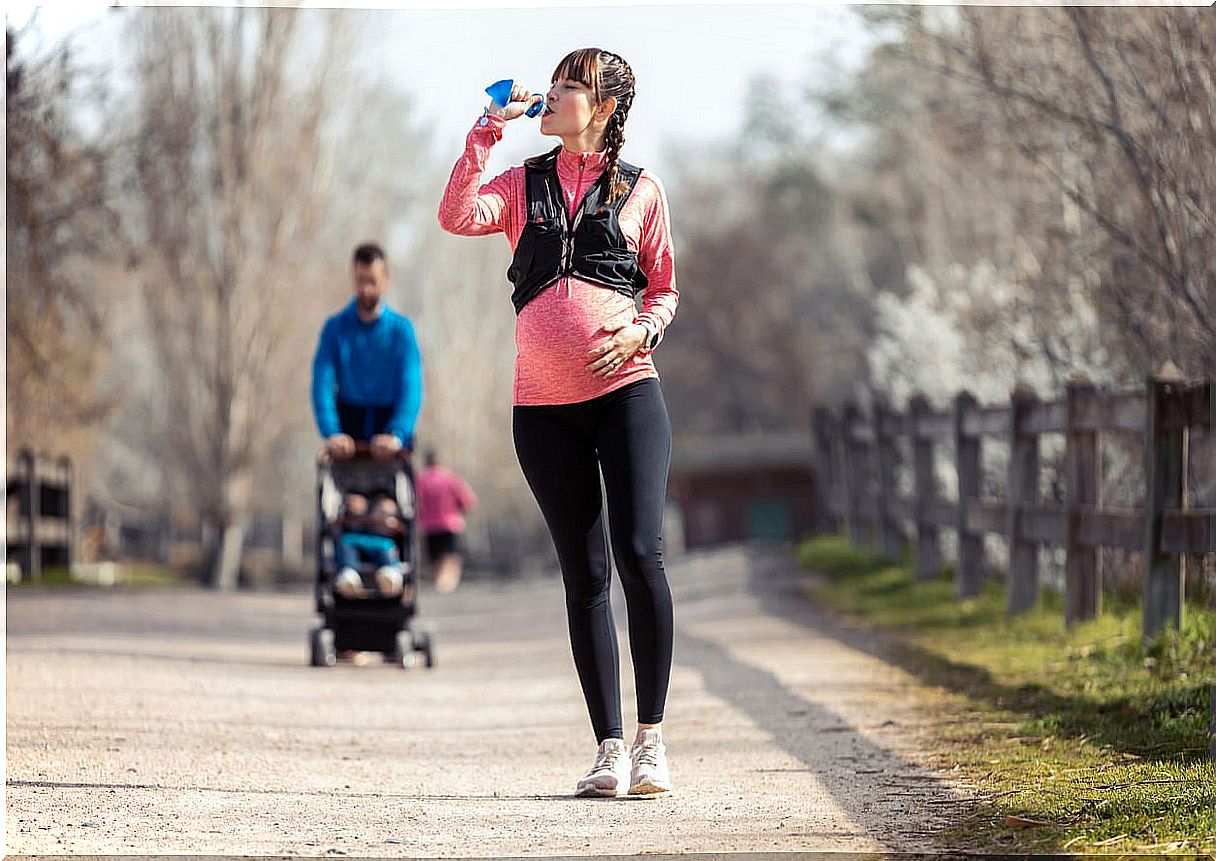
[209,468,252,590]
[211,516,248,591]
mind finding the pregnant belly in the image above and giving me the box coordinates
[515,278,637,371]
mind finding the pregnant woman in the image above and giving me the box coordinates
[438,48,680,797]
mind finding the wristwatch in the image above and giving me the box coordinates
[640,321,660,351]
[479,103,508,127]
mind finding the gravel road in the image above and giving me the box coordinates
[6,544,968,856]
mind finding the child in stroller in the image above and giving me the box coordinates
[333,491,408,600]
[310,447,433,669]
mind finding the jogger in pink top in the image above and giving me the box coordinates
[439,48,676,798]
[415,449,478,593]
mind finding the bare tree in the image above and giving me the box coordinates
[960,8,1214,375]
[6,23,119,463]
[122,7,351,588]
[847,7,1215,387]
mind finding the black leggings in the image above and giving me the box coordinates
[513,378,674,742]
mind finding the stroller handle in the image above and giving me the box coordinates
[316,441,413,465]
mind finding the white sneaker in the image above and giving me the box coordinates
[575,738,631,797]
[629,728,671,795]
[374,565,403,596]
[334,567,364,598]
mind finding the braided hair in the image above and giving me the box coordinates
[533,48,637,204]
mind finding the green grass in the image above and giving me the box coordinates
[117,562,184,587]
[797,534,1216,854]
[10,563,183,588]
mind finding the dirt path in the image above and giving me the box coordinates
[6,545,968,856]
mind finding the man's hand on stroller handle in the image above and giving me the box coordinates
[325,433,356,460]
[370,433,403,460]
[319,435,411,463]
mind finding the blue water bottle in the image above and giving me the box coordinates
[486,79,544,118]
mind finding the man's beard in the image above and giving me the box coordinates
[357,296,380,313]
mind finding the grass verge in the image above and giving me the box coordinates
[9,563,183,588]
[797,534,1215,855]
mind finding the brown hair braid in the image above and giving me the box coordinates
[544,47,637,203]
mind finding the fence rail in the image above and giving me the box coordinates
[812,362,1213,638]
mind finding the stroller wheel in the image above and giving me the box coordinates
[309,626,336,667]
[395,630,417,670]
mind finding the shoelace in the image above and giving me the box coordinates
[590,748,626,774]
[634,743,662,768]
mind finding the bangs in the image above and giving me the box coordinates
[552,48,601,96]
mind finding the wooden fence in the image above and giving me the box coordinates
[812,362,1213,638]
[80,504,311,584]
[5,449,73,581]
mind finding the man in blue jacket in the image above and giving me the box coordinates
[311,243,423,460]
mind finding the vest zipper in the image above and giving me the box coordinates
[561,154,588,278]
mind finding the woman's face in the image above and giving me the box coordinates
[539,75,601,137]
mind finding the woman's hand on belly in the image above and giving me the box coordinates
[586,321,648,378]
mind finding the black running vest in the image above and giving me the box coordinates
[508,151,648,314]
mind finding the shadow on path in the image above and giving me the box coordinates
[673,546,973,850]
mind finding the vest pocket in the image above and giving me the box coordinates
[577,248,647,295]
[507,247,534,285]
[581,209,622,244]
[509,219,563,285]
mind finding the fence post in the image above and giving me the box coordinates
[909,394,942,580]
[811,406,839,534]
[59,455,74,572]
[1210,681,1215,765]
[104,509,122,559]
[954,391,983,597]
[1143,360,1186,640]
[1007,384,1041,614]
[1065,376,1101,624]
[830,411,851,538]
[156,514,171,565]
[842,403,869,549]
[874,395,903,560]
[19,448,42,582]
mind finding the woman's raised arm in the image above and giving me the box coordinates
[438,114,521,237]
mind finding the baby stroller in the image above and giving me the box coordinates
[309,445,434,669]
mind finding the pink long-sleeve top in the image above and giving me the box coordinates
[438,113,679,406]
[415,465,478,535]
